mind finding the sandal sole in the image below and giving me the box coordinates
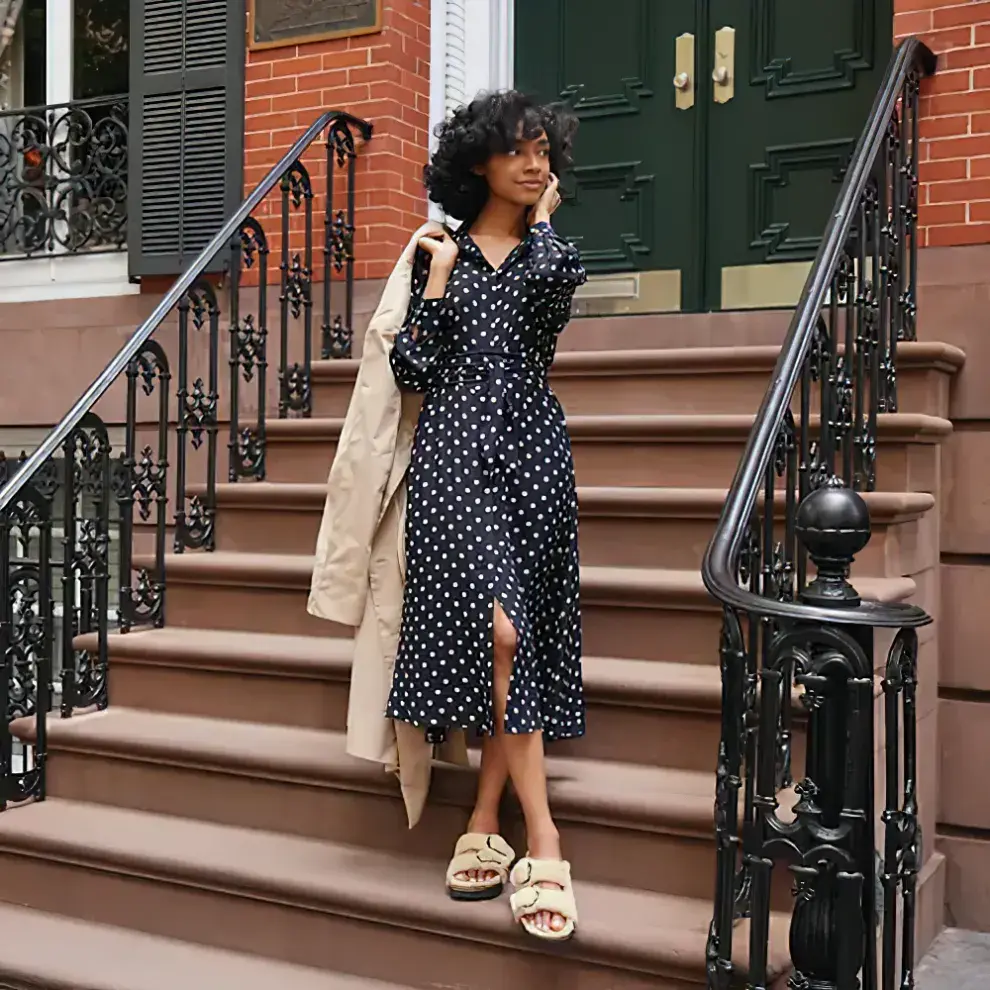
[447,882,504,902]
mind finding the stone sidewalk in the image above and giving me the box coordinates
[916,928,990,989]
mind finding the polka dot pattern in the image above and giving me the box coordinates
[385,221,587,740]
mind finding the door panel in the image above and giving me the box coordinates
[515,0,699,310]
[513,0,893,313]
[705,0,893,309]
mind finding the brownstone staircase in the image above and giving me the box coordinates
[0,320,959,989]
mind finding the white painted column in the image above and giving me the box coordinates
[45,0,71,104]
[46,0,73,250]
[487,0,513,91]
[428,0,514,222]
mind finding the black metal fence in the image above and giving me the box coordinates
[0,95,129,259]
[0,110,371,809]
[702,39,936,990]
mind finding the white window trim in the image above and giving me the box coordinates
[0,0,136,302]
[428,0,514,223]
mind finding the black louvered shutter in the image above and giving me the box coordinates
[128,0,245,277]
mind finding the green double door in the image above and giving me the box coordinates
[515,1,893,313]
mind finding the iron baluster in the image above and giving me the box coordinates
[903,76,921,346]
[118,342,170,632]
[174,282,221,551]
[229,217,270,481]
[60,414,112,715]
[0,481,54,809]
[278,161,314,417]
[322,117,360,360]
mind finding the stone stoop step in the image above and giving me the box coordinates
[136,550,918,660]
[309,342,964,418]
[14,706,725,901]
[260,412,952,488]
[0,800,791,989]
[75,626,730,771]
[201,482,936,572]
[0,903,410,990]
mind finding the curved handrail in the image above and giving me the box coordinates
[701,38,936,629]
[0,109,373,515]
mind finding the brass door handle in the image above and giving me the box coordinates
[712,26,735,103]
[674,33,694,110]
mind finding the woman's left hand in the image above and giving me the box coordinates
[530,173,561,227]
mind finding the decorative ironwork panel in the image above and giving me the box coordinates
[321,117,362,361]
[704,41,932,990]
[118,341,170,633]
[0,108,371,819]
[0,95,128,260]
[230,217,271,480]
[174,282,221,552]
[60,414,113,714]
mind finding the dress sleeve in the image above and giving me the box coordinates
[389,250,450,393]
[525,220,586,331]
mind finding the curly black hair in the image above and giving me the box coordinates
[424,90,578,226]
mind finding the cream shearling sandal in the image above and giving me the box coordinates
[445,833,516,901]
[509,857,578,941]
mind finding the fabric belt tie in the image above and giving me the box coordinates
[433,352,546,475]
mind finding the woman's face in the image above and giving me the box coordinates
[476,128,551,208]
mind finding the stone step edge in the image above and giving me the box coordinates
[198,483,936,524]
[12,708,716,839]
[263,411,953,442]
[70,627,803,717]
[0,799,792,983]
[309,341,965,380]
[133,553,918,610]
[0,903,403,990]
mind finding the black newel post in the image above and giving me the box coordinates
[787,478,877,990]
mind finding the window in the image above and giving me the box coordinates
[1,0,130,260]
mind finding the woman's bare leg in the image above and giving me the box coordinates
[456,736,509,884]
[492,600,566,933]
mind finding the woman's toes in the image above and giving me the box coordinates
[550,912,565,932]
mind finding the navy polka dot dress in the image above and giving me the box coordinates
[386,221,587,742]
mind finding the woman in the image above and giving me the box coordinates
[387,91,586,942]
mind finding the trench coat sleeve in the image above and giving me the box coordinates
[307,224,440,627]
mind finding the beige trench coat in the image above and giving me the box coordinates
[308,222,469,828]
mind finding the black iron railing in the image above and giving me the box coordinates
[702,39,936,990]
[0,95,129,259]
[0,109,371,807]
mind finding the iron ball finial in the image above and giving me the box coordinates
[795,477,871,608]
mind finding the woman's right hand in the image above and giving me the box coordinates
[418,230,459,273]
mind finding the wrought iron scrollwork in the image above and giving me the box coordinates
[0,95,128,259]
[0,109,372,820]
[118,341,170,633]
[279,160,314,416]
[60,413,112,714]
[174,282,220,552]
[321,117,362,360]
[229,216,270,481]
[0,482,53,809]
[704,40,935,990]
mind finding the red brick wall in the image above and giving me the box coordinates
[243,0,431,280]
[896,0,990,246]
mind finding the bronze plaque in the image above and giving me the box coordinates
[250,0,383,50]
